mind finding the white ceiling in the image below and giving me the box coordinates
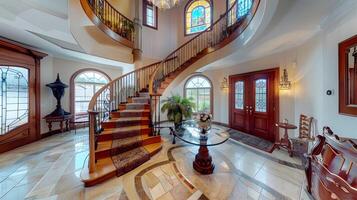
[200,0,350,71]
[0,0,132,69]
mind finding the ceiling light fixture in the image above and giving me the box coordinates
[148,0,183,10]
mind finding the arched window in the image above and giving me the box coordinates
[70,70,110,115]
[185,0,212,35]
[227,0,253,25]
[184,75,212,113]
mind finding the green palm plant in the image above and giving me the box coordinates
[161,95,195,129]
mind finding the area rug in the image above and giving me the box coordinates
[227,129,275,153]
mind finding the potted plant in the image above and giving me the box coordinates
[161,95,195,130]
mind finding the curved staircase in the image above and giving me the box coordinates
[81,0,261,187]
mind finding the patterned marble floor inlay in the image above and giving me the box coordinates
[0,126,313,200]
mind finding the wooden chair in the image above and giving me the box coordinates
[298,114,314,139]
[304,127,357,200]
[289,115,314,157]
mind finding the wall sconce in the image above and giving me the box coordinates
[280,69,292,90]
[220,77,228,90]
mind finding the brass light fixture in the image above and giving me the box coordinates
[221,77,228,90]
[280,69,291,90]
[148,0,183,10]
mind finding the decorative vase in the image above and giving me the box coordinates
[196,113,212,138]
[45,74,70,117]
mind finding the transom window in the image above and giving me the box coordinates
[227,0,253,26]
[143,0,158,29]
[185,0,212,35]
[184,75,212,113]
[0,66,29,135]
[74,71,109,114]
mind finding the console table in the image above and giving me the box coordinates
[44,115,72,133]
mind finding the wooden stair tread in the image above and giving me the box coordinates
[80,157,116,185]
[81,142,162,186]
[117,109,150,113]
[143,142,163,154]
[100,126,150,135]
[96,134,160,152]
[104,117,149,122]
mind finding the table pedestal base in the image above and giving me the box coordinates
[193,145,214,174]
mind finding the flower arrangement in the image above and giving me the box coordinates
[196,113,212,134]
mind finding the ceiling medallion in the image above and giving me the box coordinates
[148,0,183,10]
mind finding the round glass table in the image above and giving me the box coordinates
[171,120,230,174]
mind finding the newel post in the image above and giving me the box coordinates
[88,110,99,173]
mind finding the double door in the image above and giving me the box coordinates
[229,69,279,142]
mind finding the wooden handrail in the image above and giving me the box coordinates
[149,0,260,94]
[80,0,135,48]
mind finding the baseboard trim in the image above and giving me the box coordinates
[212,121,229,128]
[41,130,63,139]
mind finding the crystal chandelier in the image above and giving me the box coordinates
[148,0,183,10]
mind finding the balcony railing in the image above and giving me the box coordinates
[82,0,135,47]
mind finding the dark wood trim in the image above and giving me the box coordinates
[80,0,134,49]
[184,0,213,37]
[143,0,158,30]
[338,34,357,116]
[69,68,112,117]
[228,67,280,142]
[183,73,214,116]
[0,39,46,153]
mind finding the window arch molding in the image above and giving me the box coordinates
[184,0,213,36]
[70,68,111,116]
[183,74,213,114]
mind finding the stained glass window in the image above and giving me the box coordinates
[0,66,29,135]
[255,79,267,112]
[185,75,212,113]
[74,71,109,114]
[185,0,212,35]
[235,81,244,109]
[227,0,253,26]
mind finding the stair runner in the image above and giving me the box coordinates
[99,92,159,177]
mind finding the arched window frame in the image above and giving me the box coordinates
[70,69,111,117]
[184,74,213,114]
[184,0,213,36]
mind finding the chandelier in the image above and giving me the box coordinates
[148,0,183,10]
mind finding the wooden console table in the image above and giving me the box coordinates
[44,115,72,133]
[274,122,297,157]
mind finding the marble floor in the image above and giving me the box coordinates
[0,126,313,200]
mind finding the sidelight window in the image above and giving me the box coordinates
[235,81,244,109]
[0,66,29,135]
[255,79,267,112]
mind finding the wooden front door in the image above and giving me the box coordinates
[229,68,279,142]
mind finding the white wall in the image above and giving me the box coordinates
[40,56,123,134]
[166,26,357,139]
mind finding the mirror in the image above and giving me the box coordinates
[339,35,357,116]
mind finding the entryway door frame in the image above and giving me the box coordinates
[228,68,279,142]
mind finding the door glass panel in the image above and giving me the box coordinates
[255,79,267,112]
[235,81,244,109]
[0,66,29,135]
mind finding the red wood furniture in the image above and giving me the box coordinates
[274,122,297,157]
[44,115,72,133]
[305,127,357,200]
